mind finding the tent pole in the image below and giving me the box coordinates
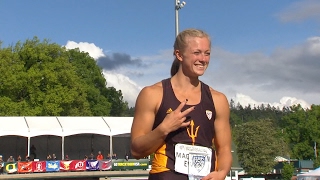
[110,135,113,157]
[27,137,30,157]
[62,136,64,160]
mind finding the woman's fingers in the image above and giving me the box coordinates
[174,99,195,118]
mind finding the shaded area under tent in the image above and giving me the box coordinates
[0,116,132,161]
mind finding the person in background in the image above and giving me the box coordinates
[46,154,52,161]
[0,155,4,174]
[112,153,117,160]
[30,144,37,159]
[64,155,70,161]
[17,155,22,162]
[106,153,111,160]
[84,155,88,160]
[25,155,31,162]
[7,156,15,162]
[52,154,57,160]
[96,151,104,160]
[130,28,232,180]
[89,153,94,160]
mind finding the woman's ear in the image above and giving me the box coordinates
[175,50,183,61]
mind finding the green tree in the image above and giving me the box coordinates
[282,162,295,180]
[0,37,128,116]
[105,87,128,116]
[281,105,320,160]
[66,48,112,116]
[233,119,281,174]
[314,158,320,168]
[66,48,129,116]
[230,99,242,127]
[0,38,92,115]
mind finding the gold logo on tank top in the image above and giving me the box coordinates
[187,120,200,145]
[166,108,173,114]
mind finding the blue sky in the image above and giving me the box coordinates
[1,0,320,108]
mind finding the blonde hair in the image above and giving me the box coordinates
[170,28,211,76]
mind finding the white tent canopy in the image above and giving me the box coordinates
[0,116,133,159]
[58,116,112,137]
[0,117,29,137]
[27,116,64,137]
[297,167,320,180]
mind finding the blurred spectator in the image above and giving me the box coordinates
[125,153,129,161]
[64,155,70,161]
[47,154,52,160]
[0,155,4,174]
[52,154,57,160]
[30,144,37,159]
[25,155,31,162]
[84,155,88,160]
[106,153,111,160]
[96,151,104,160]
[7,156,15,162]
[112,153,117,160]
[17,155,22,162]
[89,153,94,160]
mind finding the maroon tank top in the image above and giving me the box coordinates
[150,78,216,176]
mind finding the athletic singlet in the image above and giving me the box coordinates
[149,78,216,178]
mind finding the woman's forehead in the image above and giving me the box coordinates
[185,37,210,48]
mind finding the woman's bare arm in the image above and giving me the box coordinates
[130,83,195,159]
[203,90,232,180]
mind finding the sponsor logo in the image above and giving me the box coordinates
[191,155,205,173]
[206,110,212,120]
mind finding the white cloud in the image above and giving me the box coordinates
[232,93,311,110]
[103,71,141,107]
[306,37,320,56]
[276,0,320,22]
[64,39,319,110]
[65,41,105,59]
[64,40,141,107]
[203,36,320,106]
[279,97,311,109]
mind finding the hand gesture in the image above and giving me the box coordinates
[161,99,195,134]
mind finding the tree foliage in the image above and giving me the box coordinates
[282,163,295,180]
[281,105,320,160]
[233,119,281,174]
[0,37,129,116]
[230,100,320,173]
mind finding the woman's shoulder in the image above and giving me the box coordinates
[139,81,163,96]
[134,80,165,112]
[208,87,228,104]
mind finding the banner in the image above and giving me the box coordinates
[99,159,112,170]
[18,161,33,173]
[86,160,99,171]
[112,159,150,171]
[46,161,60,172]
[60,160,72,171]
[33,161,46,173]
[4,162,18,174]
[70,160,86,171]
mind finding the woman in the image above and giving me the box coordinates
[130,28,232,180]
[46,154,52,161]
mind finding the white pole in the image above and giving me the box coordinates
[110,135,113,156]
[62,136,64,160]
[175,0,179,37]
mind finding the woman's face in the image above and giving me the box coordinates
[179,37,211,77]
